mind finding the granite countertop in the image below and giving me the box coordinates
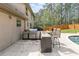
[41,31,51,37]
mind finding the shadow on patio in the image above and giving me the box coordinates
[42,43,79,56]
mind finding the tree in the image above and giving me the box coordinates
[34,3,79,28]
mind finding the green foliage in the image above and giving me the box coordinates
[34,3,79,28]
[61,29,79,33]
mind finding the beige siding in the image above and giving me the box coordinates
[27,10,34,29]
[21,19,24,32]
[0,3,34,51]
[25,20,28,29]
[0,11,22,51]
[10,3,26,16]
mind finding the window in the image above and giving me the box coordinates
[26,8,28,16]
[30,23,32,28]
[16,19,21,27]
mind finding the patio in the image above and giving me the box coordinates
[0,33,79,56]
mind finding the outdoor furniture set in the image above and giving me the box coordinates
[22,28,61,53]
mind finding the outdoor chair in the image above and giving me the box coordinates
[51,28,61,48]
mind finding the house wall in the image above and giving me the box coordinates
[0,4,25,51]
[0,3,34,51]
[27,10,34,29]
[10,3,26,16]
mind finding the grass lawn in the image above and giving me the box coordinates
[61,29,79,33]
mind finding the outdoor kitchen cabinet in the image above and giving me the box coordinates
[29,31,37,39]
[41,32,52,53]
[22,31,29,40]
[22,30,41,40]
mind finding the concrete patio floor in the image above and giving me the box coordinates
[0,33,79,56]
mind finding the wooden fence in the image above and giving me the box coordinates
[43,24,79,31]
